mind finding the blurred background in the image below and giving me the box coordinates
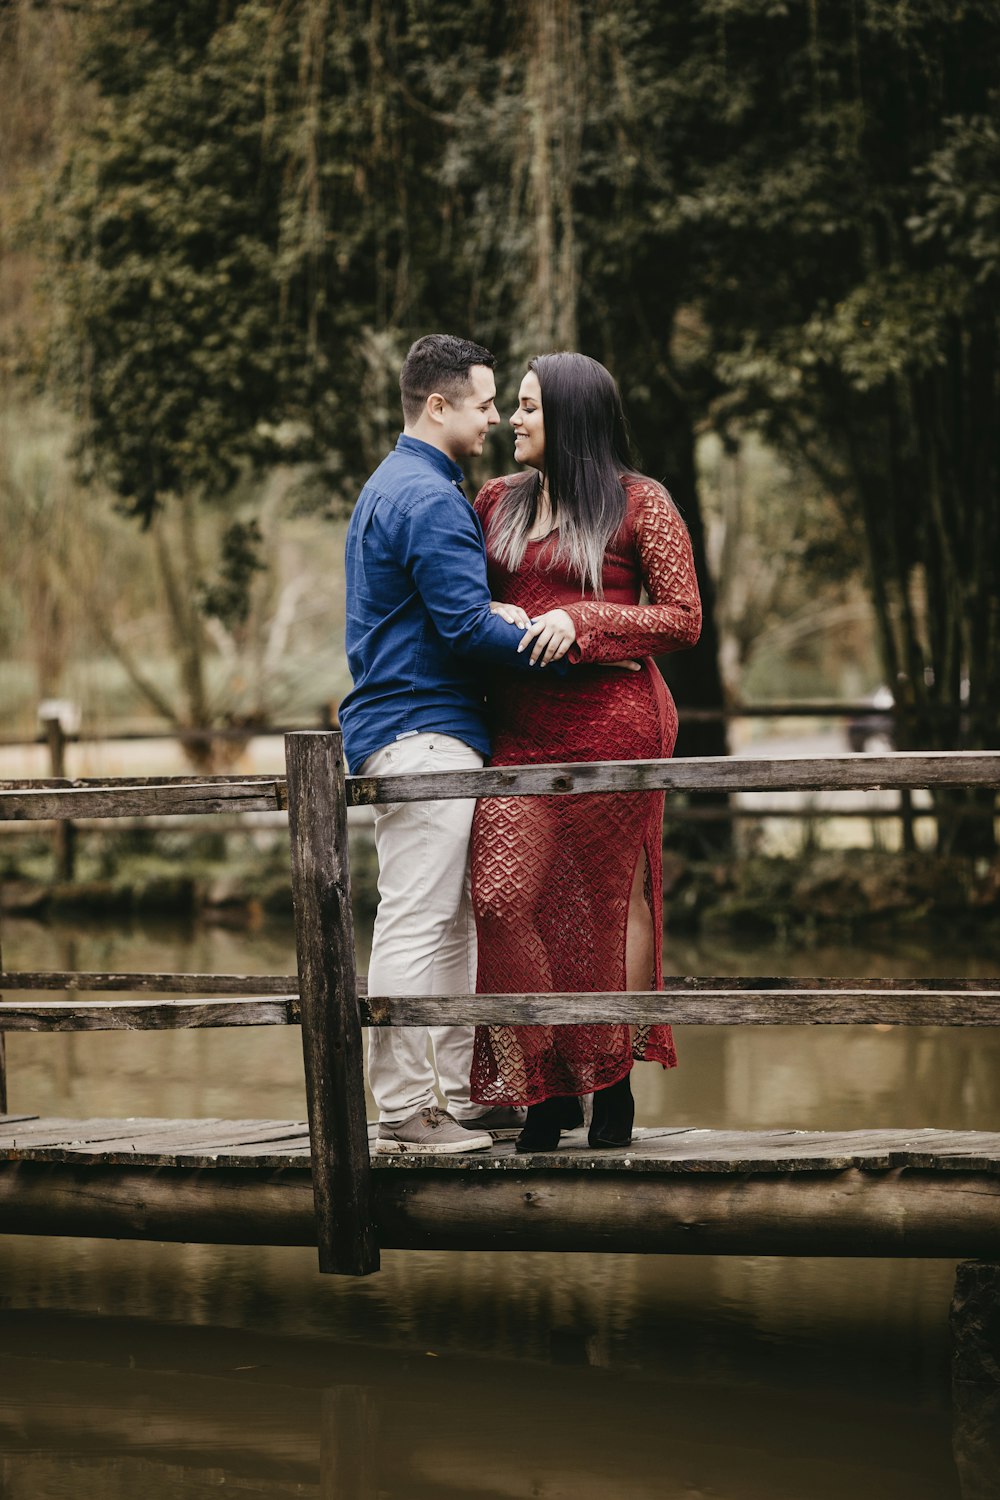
[2,1,995,772]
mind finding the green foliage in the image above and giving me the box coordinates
[198,518,266,631]
[45,0,498,520]
[910,107,1000,283]
[48,1,303,520]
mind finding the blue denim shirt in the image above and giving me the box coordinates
[339,435,546,773]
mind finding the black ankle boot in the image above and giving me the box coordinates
[515,1095,584,1153]
[588,1073,634,1148]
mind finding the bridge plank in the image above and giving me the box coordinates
[3,1117,1000,1174]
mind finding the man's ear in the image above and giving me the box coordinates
[426,392,448,424]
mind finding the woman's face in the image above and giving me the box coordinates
[510,370,545,472]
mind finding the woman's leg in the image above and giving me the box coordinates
[515,1093,585,1153]
[625,849,655,993]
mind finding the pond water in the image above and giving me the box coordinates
[1,914,999,1499]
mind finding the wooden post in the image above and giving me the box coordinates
[950,1261,1000,1500]
[899,787,917,853]
[41,714,76,881]
[285,730,378,1275]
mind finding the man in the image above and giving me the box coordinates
[339,334,559,1154]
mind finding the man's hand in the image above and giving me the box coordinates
[518,608,576,666]
[490,600,532,629]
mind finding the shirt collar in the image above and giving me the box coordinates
[395,433,466,488]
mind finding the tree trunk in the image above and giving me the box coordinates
[153,496,216,772]
[518,0,581,355]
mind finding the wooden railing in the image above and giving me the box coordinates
[1,733,999,1276]
[1,701,967,877]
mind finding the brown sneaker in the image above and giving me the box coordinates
[374,1106,492,1155]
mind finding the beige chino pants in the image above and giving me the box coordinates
[361,732,487,1125]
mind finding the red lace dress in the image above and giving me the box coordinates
[469,474,702,1106]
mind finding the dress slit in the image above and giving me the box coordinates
[625,844,652,1051]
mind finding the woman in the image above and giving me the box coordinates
[469,353,702,1152]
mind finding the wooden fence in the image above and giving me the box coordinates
[1,735,999,1277]
[1,701,958,878]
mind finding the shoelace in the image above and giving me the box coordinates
[420,1106,445,1128]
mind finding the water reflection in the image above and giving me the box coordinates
[2,916,999,1496]
[0,1300,981,1500]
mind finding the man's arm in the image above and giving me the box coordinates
[399,492,565,670]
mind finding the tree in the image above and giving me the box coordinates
[48,0,310,522]
[651,0,1000,847]
[42,0,733,784]
[427,2,731,779]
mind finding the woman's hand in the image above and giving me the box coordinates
[490,600,533,629]
[518,608,576,666]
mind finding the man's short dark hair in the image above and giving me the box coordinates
[399,334,496,423]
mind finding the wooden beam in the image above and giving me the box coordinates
[0,976,997,1030]
[1,1161,999,1258]
[360,987,1000,1027]
[0,773,287,790]
[347,750,1000,805]
[0,970,299,994]
[0,779,288,821]
[2,750,997,823]
[285,731,377,1276]
[4,971,999,996]
[0,997,297,1031]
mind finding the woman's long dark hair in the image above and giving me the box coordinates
[491,352,637,596]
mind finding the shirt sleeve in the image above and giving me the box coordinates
[393,487,562,672]
[562,482,702,663]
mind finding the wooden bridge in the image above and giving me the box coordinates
[1,733,999,1305]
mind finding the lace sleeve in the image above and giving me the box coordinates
[563,482,702,663]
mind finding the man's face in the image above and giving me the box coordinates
[436,364,501,460]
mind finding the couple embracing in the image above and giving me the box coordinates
[338,334,702,1156]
